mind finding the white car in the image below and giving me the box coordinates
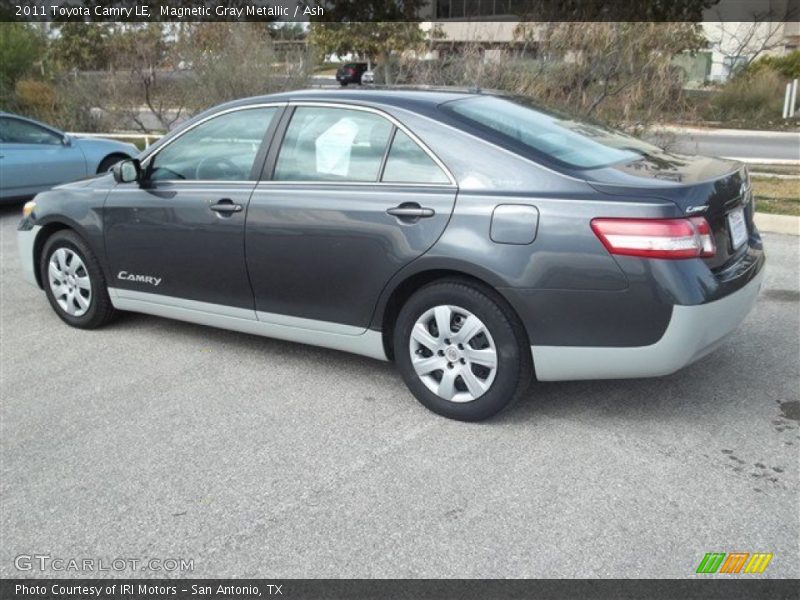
[361,70,375,85]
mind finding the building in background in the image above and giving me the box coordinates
[420,0,799,83]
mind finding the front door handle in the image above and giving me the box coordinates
[210,199,243,215]
[386,204,435,219]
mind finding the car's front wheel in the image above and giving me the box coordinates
[40,230,117,329]
[394,280,532,421]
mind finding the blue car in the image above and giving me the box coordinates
[0,112,138,203]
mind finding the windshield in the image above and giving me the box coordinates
[444,96,660,169]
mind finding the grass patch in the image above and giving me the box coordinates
[752,177,800,216]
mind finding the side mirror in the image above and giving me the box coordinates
[61,134,72,147]
[112,159,142,184]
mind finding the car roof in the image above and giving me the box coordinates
[219,88,481,113]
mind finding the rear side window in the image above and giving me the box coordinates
[382,130,449,184]
[274,107,393,182]
[444,96,654,169]
[149,107,278,181]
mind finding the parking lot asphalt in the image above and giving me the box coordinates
[1,205,798,579]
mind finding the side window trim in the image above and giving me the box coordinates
[261,105,296,182]
[376,126,398,183]
[260,102,457,187]
[248,104,287,181]
[138,102,287,184]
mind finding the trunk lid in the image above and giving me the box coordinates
[586,153,753,270]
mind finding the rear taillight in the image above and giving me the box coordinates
[346,67,355,75]
[591,217,716,259]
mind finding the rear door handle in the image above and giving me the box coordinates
[210,199,243,215]
[386,205,435,219]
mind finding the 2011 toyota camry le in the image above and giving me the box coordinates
[17,89,765,421]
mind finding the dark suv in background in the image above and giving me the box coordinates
[336,62,369,86]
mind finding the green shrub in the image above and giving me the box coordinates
[705,69,785,122]
[746,51,800,79]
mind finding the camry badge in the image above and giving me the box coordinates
[685,205,708,214]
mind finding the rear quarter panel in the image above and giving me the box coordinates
[371,108,687,347]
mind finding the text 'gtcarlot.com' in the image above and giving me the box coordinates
[14,554,194,573]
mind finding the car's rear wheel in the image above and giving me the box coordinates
[40,230,117,329]
[394,280,532,421]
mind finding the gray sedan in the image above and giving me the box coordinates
[16,90,764,421]
[0,112,138,202]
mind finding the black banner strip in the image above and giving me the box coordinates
[2,579,799,600]
[0,0,798,22]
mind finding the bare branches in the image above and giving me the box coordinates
[409,23,701,128]
[705,19,789,72]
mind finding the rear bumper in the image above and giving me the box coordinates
[531,266,764,381]
[17,223,40,288]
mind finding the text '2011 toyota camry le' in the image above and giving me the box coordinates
[18,89,765,421]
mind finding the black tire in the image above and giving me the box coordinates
[97,153,129,174]
[40,230,117,329]
[394,279,532,421]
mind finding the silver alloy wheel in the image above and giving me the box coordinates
[409,304,498,403]
[48,248,92,317]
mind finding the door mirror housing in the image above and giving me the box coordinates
[113,159,142,184]
[61,134,72,147]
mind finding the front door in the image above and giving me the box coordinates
[246,105,457,330]
[104,106,282,311]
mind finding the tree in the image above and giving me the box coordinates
[309,22,425,84]
[308,0,430,84]
[702,0,798,75]
[512,22,706,124]
[106,23,185,132]
[0,23,45,100]
[176,23,311,112]
[49,23,114,72]
[704,20,794,77]
[268,22,307,41]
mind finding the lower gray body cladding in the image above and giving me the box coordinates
[532,269,765,381]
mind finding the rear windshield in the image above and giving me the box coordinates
[443,96,660,169]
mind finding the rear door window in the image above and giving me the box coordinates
[381,130,449,184]
[274,107,393,182]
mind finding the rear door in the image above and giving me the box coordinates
[0,116,86,199]
[246,103,457,330]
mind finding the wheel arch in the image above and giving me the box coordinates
[96,152,131,174]
[376,265,528,361]
[32,218,97,288]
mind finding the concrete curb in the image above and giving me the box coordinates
[724,158,800,166]
[653,125,800,138]
[751,172,800,179]
[755,212,800,236]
